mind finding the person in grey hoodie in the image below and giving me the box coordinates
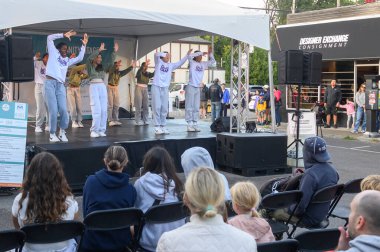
[352,83,367,133]
[336,190,380,252]
[181,146,231,200]
[134,146,184,252]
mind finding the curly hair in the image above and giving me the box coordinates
[18,152,73,224]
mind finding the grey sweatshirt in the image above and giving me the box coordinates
[355,91,365,107]
[337,235,380,252]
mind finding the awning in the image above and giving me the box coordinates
[272,15,380,61]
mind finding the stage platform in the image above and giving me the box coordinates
[26,119,217,191]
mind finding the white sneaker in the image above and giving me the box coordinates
[162,127,170,134]
[49,133,60,143]
[35,126,43,133]
[144,121,149,125]
[72,121,79,128]
[99,132,107,137]
[78,121,84,128]
[45,125,50,131]
[187,126,196,132]
[193,125,201,132]
[58,130,68,142]
[90,131,100,138]
[109,121,117,127]
[154,127,164,135]
[114,121,122,125]
[136,121,144,126]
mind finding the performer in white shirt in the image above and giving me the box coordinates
[44,30,88,142]
[33,52,49,133]
[186,46,216,132]
[152,50,191,135]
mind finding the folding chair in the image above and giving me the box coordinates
[259,190,303,239]
[288,184,344,237]
[0,229,25,252]
[21,220,84,251]
[257,239,299,252]
[295,228,340,251]
[225,200,237,218]
[82,208,144,251]
[330,178,363,226]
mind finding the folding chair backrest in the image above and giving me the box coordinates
[311,184,344,204]
[83,207,143,231]
[257,239,299,252]
[260,190,303,210]
[344,178,363,193]
[0,230,25,252]
[144,202,189,224]
[295,228,340,251]
[21,221,84,244]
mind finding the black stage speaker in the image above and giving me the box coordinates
[0,35,34,82]
[278,50,304,84]
[210,116,236,133]
[303,52,322,85]
[216,133,290,176]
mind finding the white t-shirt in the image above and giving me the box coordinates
[34,59,47,84]
[12,193,78,252]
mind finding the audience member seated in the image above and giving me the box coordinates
[273,136,339,226]
[229,181,275,243]
[360,175,380,191]
[157,167,257,252]
[81,145,136,252]
[11,152,79,252]
[181,146,231,200]
[134,146,184,252]
[336,190,380,252]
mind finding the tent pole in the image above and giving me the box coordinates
[268,50,276,133]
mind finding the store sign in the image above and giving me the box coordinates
[273,16,380,60]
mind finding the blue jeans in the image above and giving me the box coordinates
[211,102,221,122]
[353,107,366,132]
[44,79,69,133]
[275,105,281,124]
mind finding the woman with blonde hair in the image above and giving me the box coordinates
[11,152,79,252]
[361,175,380,191]
[157,168,256,252]
[229,181,275,243]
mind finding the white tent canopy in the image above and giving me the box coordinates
[1,0,270,57]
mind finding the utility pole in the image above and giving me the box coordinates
[292,0,296,13]
[337,0,341,7]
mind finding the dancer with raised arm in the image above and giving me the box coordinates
[86,42,117,138]
[152,50,191,135]
[186,46,216,132]
[33,52,49,133]
[45,30,88,142]
[135,60,154,126]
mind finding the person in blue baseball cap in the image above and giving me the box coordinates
[273,136,339,227]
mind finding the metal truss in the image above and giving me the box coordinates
[229,40,250,133]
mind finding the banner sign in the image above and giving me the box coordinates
[0,102,28,187]
[287,112,317,136]
[273,16,380,60]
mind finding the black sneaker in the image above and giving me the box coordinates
[334,124,338,129]
[324,125,331,128]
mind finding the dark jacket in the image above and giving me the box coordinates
[200,86,209,101]
[208,83,223,102]
[82,169,137,251]
[324,86,342,105]
[290,151,339,226]
[108,65,133,86]
[136,67,154,84]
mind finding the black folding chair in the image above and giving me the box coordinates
[257,239,299,252]
[225,200,236,218]
[295,228,340,251]
[330,178,363,226]
[288,184,344,237]
[21,220,84,250]
[259,190,303,239]
[0,229,25,252]
[82,208,144,251]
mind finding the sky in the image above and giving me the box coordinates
[216,0,266,9]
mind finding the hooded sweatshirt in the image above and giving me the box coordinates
[82,169,136,251]
[337,235,380,252]
[181,147,231,200]
[134,172,185,252]
[289,149,339,226]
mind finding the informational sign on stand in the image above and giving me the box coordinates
[0,102,28,187]
[287,111,317,136]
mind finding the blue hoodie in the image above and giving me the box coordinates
[290,149,339,226]
[82,169,137,251]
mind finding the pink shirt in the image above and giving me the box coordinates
[274,89,282,102]
[339,101,355,115]
[228,214,275,243]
